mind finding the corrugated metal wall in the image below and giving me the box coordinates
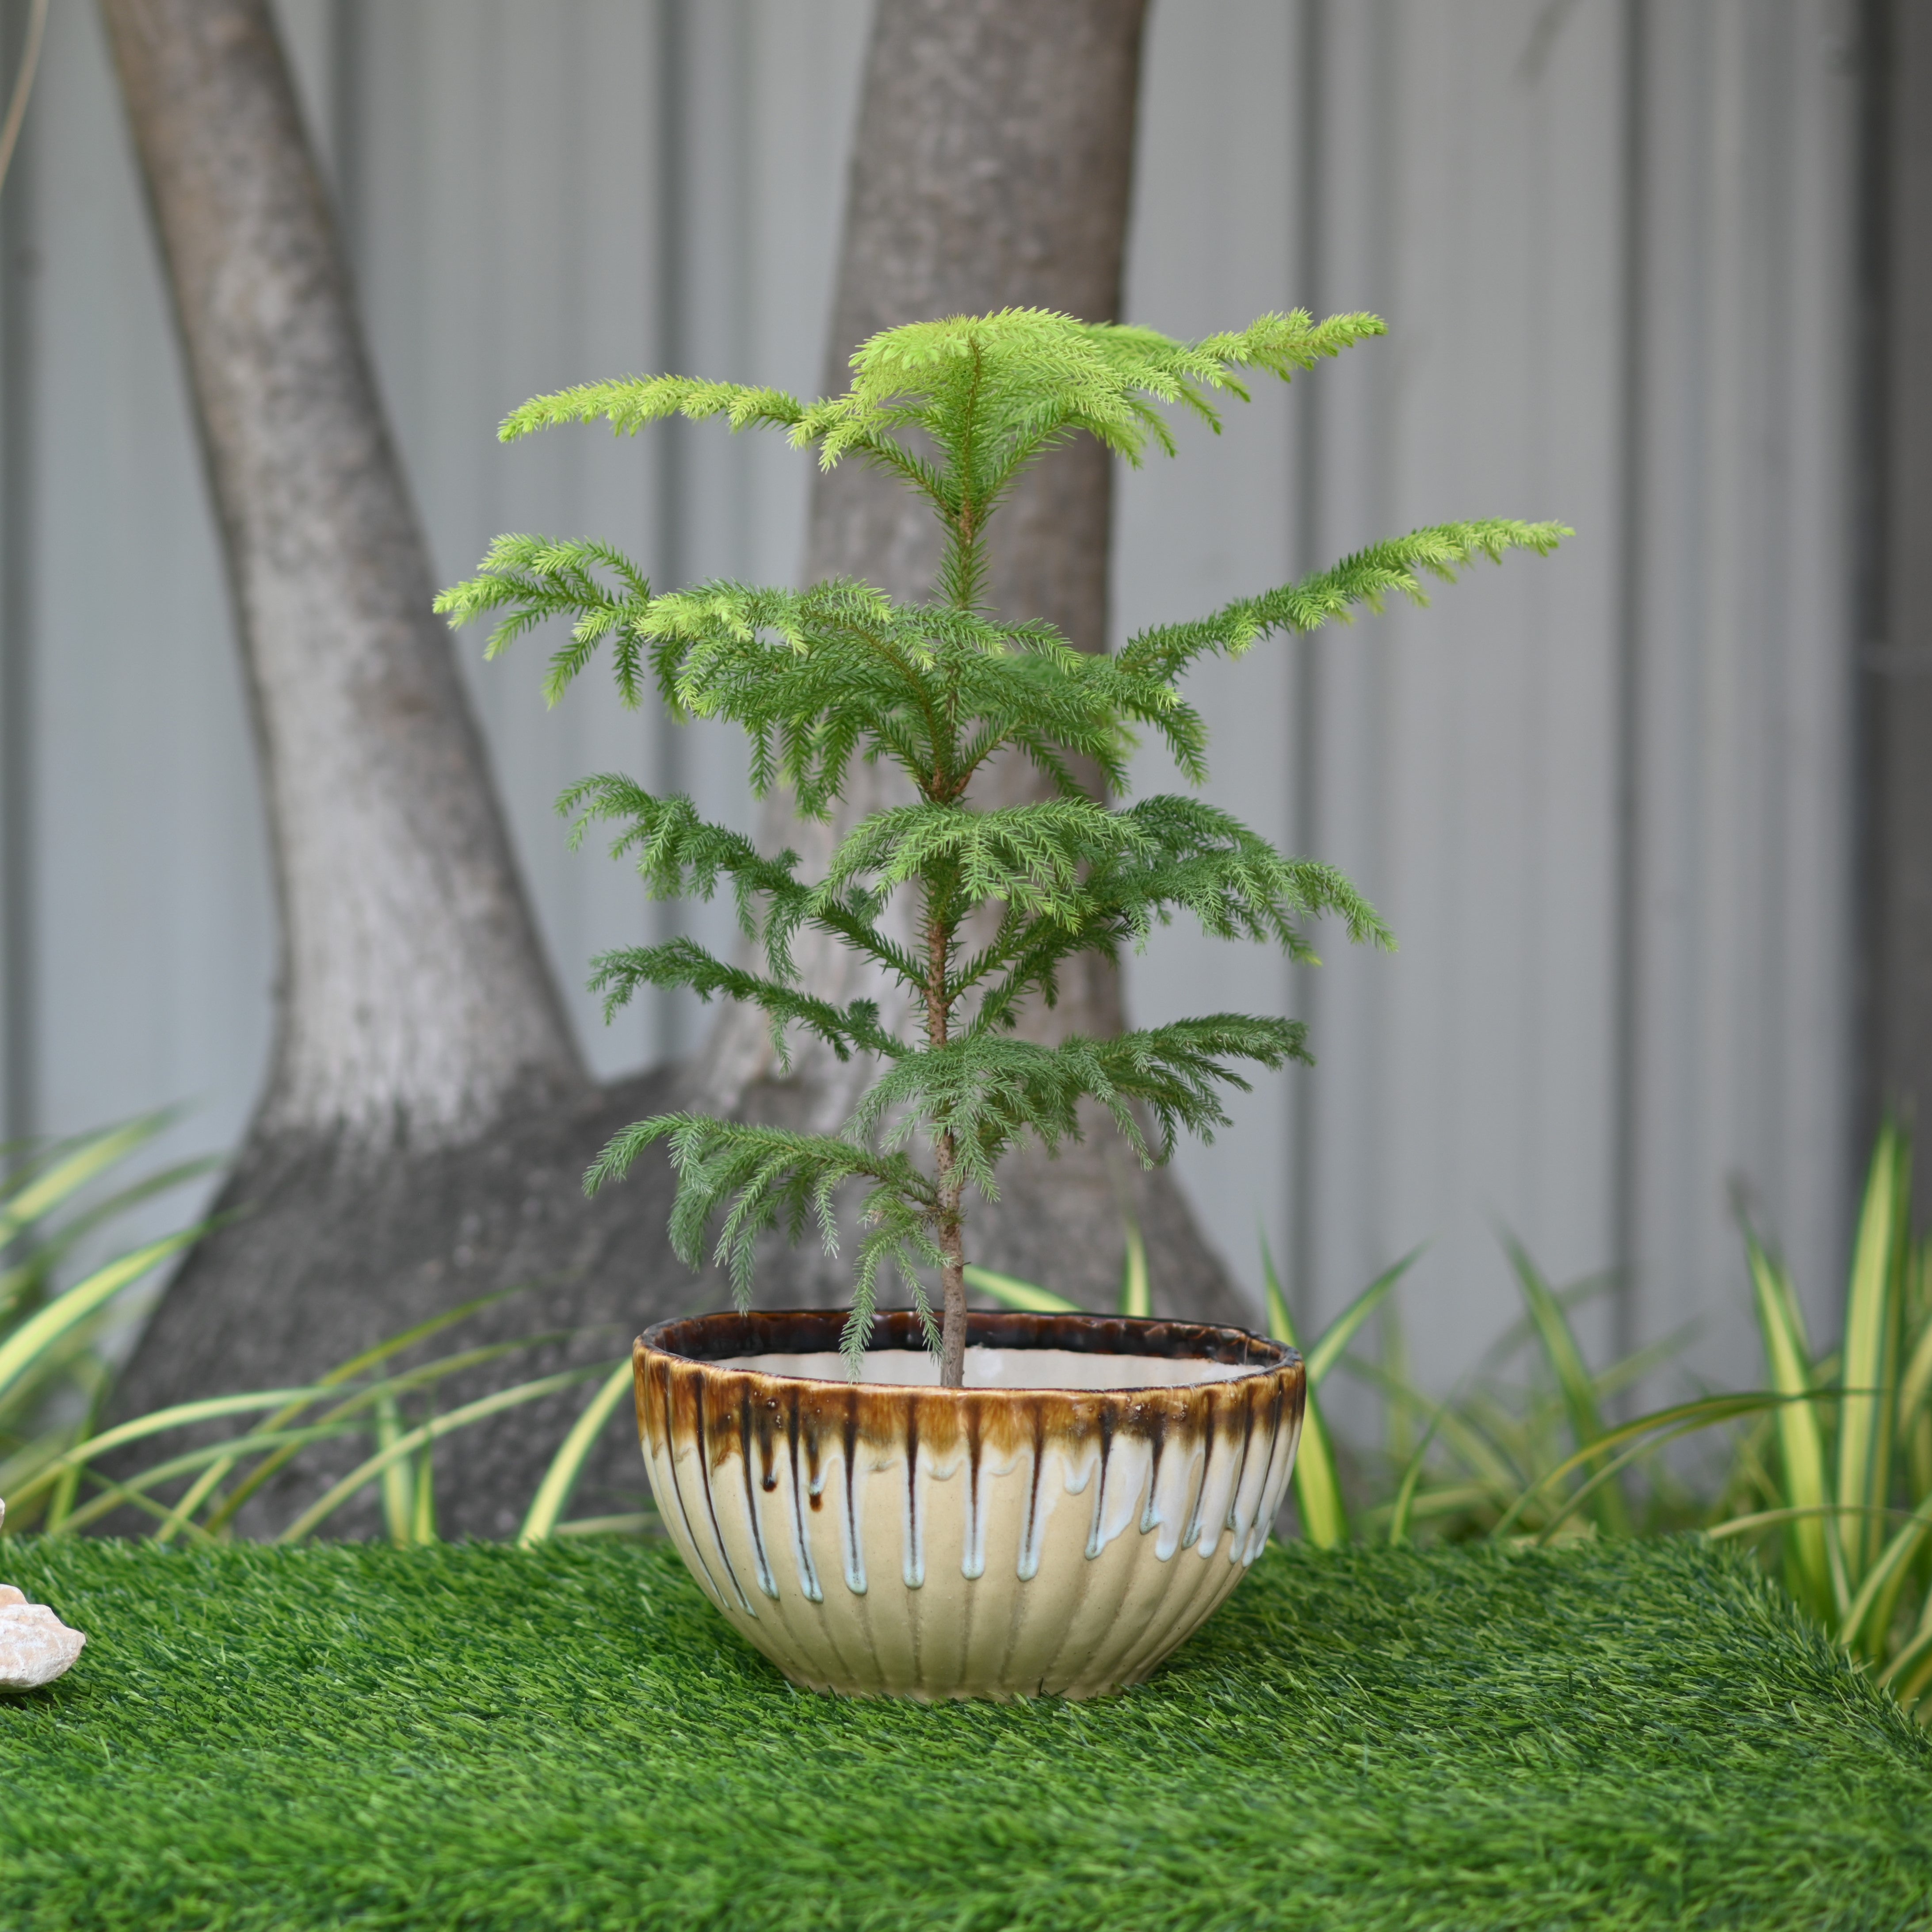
[0,0,1858,1394]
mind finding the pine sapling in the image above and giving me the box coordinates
[438,308,1566,1386]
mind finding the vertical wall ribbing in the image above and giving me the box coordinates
[1287,0,1325,1329]
[1609,0,1649,1365]
[654,0,688,1061]
[0,0,35,1147]
[1849,0,1888,1181]
[1861,0,1932,1219]
[329,0,365,267]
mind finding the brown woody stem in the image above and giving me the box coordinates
[924,889,968,1388]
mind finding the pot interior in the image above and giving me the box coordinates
[642,1309,1296,1394]
[714,1346,1257,1391]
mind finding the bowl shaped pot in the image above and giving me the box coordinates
[632,1308,1305,1700]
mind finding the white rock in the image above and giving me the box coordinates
[0,1502,88,1690]
[0,1602,85,1691]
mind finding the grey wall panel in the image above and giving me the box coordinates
[1,0,1859,1401]
[19,0,276,1186]
[338,0,866,1071]
[1627,0,1855,1371]
[1123,0,1628,1381]
[1120,0,1854,1398]
[1113,0,1303,1316]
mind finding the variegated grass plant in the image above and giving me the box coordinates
[974,1125,1932,1719]
[0,1118,649,1548]
[0,1114,215,1526]
[24,1108,1932,1723]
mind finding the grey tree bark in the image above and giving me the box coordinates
[96,0,688,1535]
[698,0,1250,1326]
[99,0,583,1145]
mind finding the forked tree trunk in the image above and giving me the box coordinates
[106,0,1246,1540]
[698,0,1249,1325]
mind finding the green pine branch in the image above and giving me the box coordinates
[498,375,807,445]
[1121,519,1572,684]
[586,1114,943,1364]
[850,1017,1310,1190]
[557,779,923,989]
[441,307,1566,1372]
[588,938,903,1067]
[432,535,653,704]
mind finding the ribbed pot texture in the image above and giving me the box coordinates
[632,1308,1305,1700]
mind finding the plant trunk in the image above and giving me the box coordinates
[695,0,1252,1335]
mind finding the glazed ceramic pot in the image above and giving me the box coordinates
[632,1307,1305,1701]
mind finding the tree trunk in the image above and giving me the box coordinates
[94,0,671,1533]
[696,0,1250,1327]
[100,0,583,1143]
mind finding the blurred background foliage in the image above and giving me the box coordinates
[8,1113,1932,1721]
[979,1125,1932,1719]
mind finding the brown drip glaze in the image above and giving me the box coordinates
[755,1393,779,1493]
[690,1386,750,1613]
[630,1307,1307,1701]
[902,1392,923,1588]
[1140,1411,1169,1536]
[634,1309,1303,1471]
[802,1408,824,1510]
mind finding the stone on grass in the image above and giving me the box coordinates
[0,1501,86,1691]
[0,1588,85,1691]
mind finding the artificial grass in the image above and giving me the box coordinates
[0,1539,1926,1931]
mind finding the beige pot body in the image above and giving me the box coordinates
[634,1310,1305,1701]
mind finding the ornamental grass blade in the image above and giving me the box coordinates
[1119,1219,1151,1318]
[554,1512,658,1539]
[1304,1248,1421,1390]
[1838,1123,1910,1585]
[193,1293,545,1535]
[194,1338,552,1537]
[1744,1228,1842,1620]
[0,1154,216,1331]
[0,1229,201,1406]
[519,1359,637,1546]
[411,1415,439,1544]
[961,1264,1080,1314]
[1840,1490,1932,1662]
[1878,1591,1932,1709]
[0,1113,172,1245]
[376,1392,414,1546]
[1386,1390,1461,1547]
[1492,1390,1783,1542]
[1262,1238,1346,1547]
[275,1367,606,1543]
[48,1424,359,1536]
[1903,1239,1932,1501]
[1504,1237,1632,1537]
[1,1388,338,1517]
[1338,1353,1525,1523]
[1381,1297,1416,1472]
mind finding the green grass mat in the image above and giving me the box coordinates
[0,1538,1928,1930]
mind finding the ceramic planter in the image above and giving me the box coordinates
[632,1307,1304,1700]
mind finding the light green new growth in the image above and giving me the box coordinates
[439,307,1567,1378]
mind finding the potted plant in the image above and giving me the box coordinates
[439,308,1563,1698]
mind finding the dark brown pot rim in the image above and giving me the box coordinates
[637,1306,1299,1389]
